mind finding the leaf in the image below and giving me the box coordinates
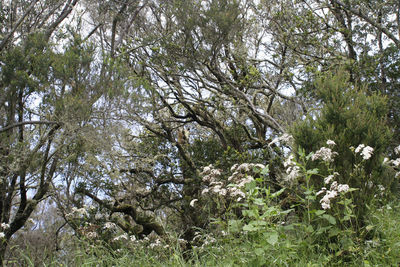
[306,168,319,175]
[315,210,325,216]
[266,231,279,246]
[243,224,257,232]
[365,225,374,231]
[271,188,285,198]
[254,248,264,256]
[260,166,269,175]
[322,214,336,225]
[228,220,242,233]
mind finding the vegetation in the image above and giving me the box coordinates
[1,0,400,266]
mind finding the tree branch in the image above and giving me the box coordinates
[329,0,400,48]
[0,121,60,133]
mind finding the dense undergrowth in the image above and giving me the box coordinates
[13,200,400,266]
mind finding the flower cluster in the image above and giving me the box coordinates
[66,207,89,219]
[283,154,300,182]
[317,173,349,210]
[0,223,10,230]
[199,163,265,202]
[78,223,99,240]
[311,147,338,162]
[269,133,293,146]
[355,144,374,160]
[113,233,129,242]
[104,222,117,230]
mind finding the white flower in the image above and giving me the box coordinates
[312,147,337,162]
[330,181,338,191]
[392,158,400,167]
[230,164,238,172]
[269,133,293,146]
[383,157,389,164]
[86,232,98,239]
[378,185,385,191]
[284,155,295,167]
[1,223,10,229]
[0,233,5,239]
[326,140,336,146]
[355,144,365,154]
[316,187,326,196]
[319,190,338,210]
[324,175,334,184]
[395,145,400,155]
[104,222,117,230]
[360,146,374,160]
[237,176,254,187]
[218,188,227,196]
[286,165,300,182]
[190,199,198,207]
[201,188,210,195]
[337,184,349,193]
[113,233,129,242]
[130,235,136,242]
[321,202,331,210]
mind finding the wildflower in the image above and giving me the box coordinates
[269,133,293,146]
[360,146,374,160]
[113,233,129,242]
[104,222,117,230]
[337,184,349,193]
[319,190,337,210]
[324,175,334,184]
[284,154,295,167]
[0,233,5,239]
[190,199,198,207]
[395,145,400,155]
[316,187,326,196]
[237,176,254,187]
[355,144,365,154]
[201,188,209,195]
[218,188,227,196]
[330,181,338,191]
[86,232,98,239]
[230,164,238,172]
[130,235,136,242]
[378,185,385,191]
[286,165,300,182]
[392,158,400,167]
[326,140,336,146]
[311,147,337,162]
[321,202,330,210]
[237,163,251,172]
[383,157,389,164]
[1,223,10,229]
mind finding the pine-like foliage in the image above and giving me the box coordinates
[291,70,394,222]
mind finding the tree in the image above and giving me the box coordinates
[291,70,393,228]
[0,1,107,263]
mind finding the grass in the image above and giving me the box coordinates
[9,201,400,267]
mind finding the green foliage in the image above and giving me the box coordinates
[291,70,394,223]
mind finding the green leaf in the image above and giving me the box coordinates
[266,231,279,246]
[315,210,325,216]
[228,220,242,233]
[322,214,336,225]
[260,166,269,175]
[243,224,258,232]
[254,248,264,256]
[271,188,285,198]
[306,168,319,175]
